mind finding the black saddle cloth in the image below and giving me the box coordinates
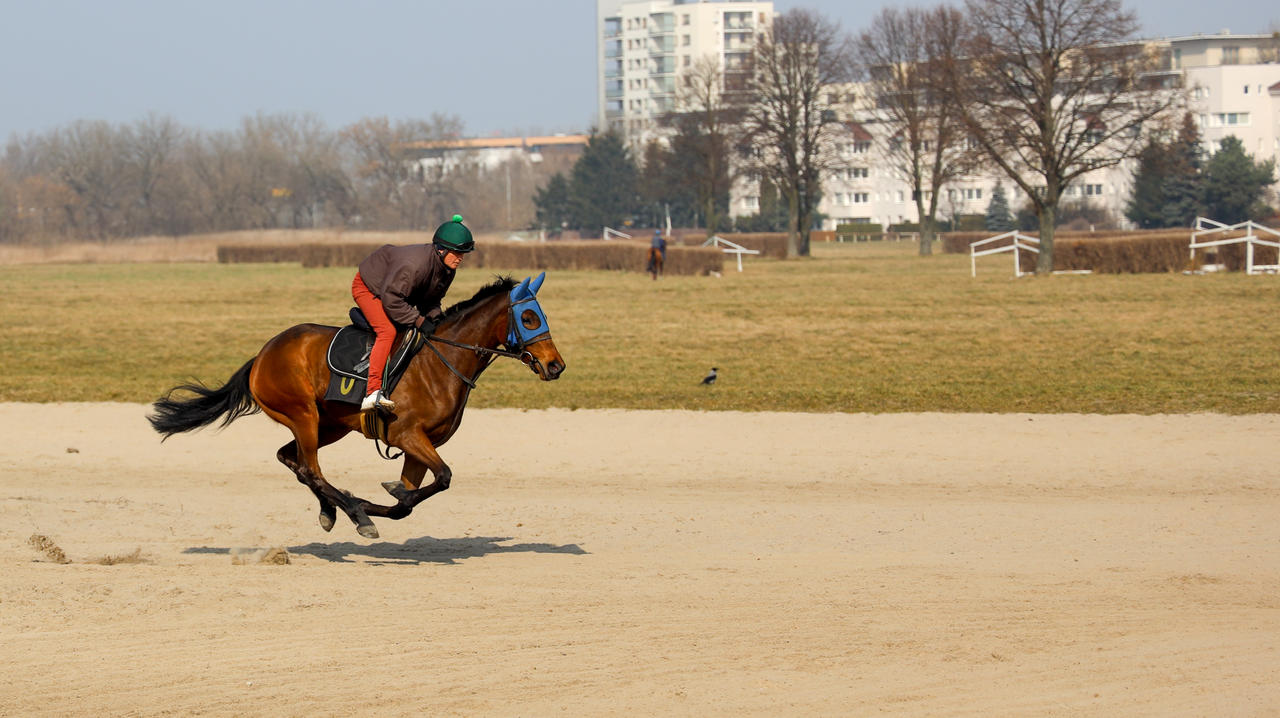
[324,308,425,405]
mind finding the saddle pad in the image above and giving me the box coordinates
[324,325,424,405]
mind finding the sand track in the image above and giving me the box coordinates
[1,404,1277,715]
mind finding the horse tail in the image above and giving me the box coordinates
[148,359,261,440]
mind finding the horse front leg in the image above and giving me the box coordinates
[360,429,453,520]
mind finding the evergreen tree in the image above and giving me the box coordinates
[1202,136,1277,224]
[984,182,1015,231]
[1160,112,1206,227]
[532,172,572,231]
[567,131,640,232]
[1125,139,1170,228]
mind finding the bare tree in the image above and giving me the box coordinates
[856,5,970,256]
[942,0,1181,273]
[740,9,855,257]
[342,114,464,230]
[670,55,740,234]
[123,113,184,236]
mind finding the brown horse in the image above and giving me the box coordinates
[646,246,664,280]
[148,274,565,539]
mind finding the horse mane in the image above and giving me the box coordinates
[442,275,516,319]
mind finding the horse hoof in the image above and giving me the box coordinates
[356,522,379,539]
[382,481,409,501]
[319,509,336,532]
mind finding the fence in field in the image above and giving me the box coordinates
[1190,217,1280,275]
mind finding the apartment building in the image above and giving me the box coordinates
[596,0,773,154]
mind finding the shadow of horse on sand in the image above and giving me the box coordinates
[184,536,587,566]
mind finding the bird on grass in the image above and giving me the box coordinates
[700,367,718,386]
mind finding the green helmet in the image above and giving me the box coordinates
[433,214,475,253]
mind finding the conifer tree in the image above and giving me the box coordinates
[1125,139,1170,228]
[567,131,640,232]
[984,182,1014,231]
[1160,112,1206,227]
[1202,136,1277,224]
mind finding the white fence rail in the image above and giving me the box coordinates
[1190,217,1280,275]
[970,231,1039,277]
[703,235,761,272]
[602,226,633,241]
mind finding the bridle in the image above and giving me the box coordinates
[422,294,552,389]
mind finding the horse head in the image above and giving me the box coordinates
[507,272,566,381]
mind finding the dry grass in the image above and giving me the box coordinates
[1,241,1277,413]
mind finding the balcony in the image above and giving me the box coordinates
[651,56,677,75]
[649,36,675,55]
[649,12,675,35]
[724,11,753,31]
[606,79,624,99]
[650,76,676,96]
[604,39,622,59]
[604,60,623,79]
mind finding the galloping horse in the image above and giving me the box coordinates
[646,246,664,280]
[149,274,565,539]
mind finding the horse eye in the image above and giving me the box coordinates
[520,309,542,331]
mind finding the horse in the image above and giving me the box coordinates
[148,273,565,539]
[646,246,664,280]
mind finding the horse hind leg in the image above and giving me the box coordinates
[271,415,377,538]
[277,425,350,532]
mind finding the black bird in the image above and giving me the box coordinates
[700,367,718,386]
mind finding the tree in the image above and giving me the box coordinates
[533,172,572,231]
[1124,139,1171,229]
[740,9,854,257]
[669,55,738,234]
[856,5,969,256]
[941,0,1181,273]
[567,131,639,232]
[1160,112,1206,227]
[1202,136,1277,224]
[985,182,1014,231]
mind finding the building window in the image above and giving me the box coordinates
[683,55,691,67]
[682,13,690,25]
[744,196,759,210]
[896,191,905,203]
[853,192,869,203]
[847,167,868,179]
[682,34,690,46]
[1223,46,1239,64]
[852,141,870,154]
[1085,184,1103,196]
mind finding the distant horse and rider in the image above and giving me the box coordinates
[149,272,565,539]
[646,229,667,280]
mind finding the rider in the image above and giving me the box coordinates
[651,229,667,261]
[351,214,474,412]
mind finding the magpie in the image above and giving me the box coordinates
[700,367,718,386]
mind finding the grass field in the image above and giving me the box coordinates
[2,241,1278,413]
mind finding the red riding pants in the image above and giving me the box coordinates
[351,272,396,394]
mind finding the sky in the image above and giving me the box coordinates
[1,0,1275,143]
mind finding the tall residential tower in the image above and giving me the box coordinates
[596,0,773,152]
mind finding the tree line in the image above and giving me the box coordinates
[0,112,572,244]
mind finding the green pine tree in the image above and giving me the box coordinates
[1202,136,1277,224]
[567,131,640,232]
[533,172,572,230]
[1125,139,1170,228]
[1160,112,1206,228]
[984,183,1015,232]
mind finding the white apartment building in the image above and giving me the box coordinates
[596,0,773,154]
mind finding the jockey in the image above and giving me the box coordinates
[651,229,667,260]
[350,214,474,412]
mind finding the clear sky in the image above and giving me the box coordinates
[1,0,1274,143]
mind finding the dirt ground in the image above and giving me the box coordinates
[1,404,1277,716]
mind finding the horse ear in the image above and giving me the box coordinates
[513,277,531,299]
[529,272,546,295]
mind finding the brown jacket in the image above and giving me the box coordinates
[356,244,455,327]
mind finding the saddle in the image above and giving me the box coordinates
[323,308,426,406]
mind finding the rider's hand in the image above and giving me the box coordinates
[417,316,438,335]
